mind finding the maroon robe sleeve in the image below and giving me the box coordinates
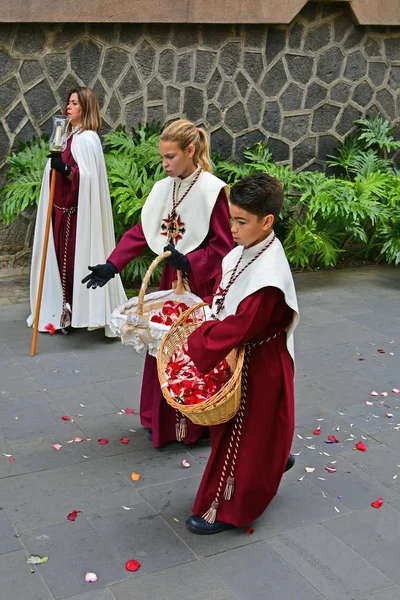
[188,287,288,374]
[186,189,233,287]
[107,222,148,272]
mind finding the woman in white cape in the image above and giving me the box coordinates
[28,87,126,337]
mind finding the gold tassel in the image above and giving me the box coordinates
[176,417,188,441]
[202,501,219,524]
[224,476,235,500]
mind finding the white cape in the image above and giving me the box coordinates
[212,233,299,362]
[141,167,229,255]
[28,130,126,337]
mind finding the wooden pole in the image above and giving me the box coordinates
[30,168,57,356]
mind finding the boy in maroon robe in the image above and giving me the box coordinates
[185,172,299,534]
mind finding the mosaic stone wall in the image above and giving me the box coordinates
[1,2,400,270]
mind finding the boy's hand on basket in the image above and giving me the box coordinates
[164,244,191,273]
[81,261,118,289]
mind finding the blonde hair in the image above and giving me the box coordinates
[160,119,212,173]
[65,87,101,132]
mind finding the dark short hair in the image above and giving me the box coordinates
[230,172,284,220]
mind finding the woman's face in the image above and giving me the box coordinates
[159,140,196,179]
[66,93,82,127]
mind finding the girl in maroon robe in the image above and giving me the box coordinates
[83,120,233,447]
[185,173,299,534]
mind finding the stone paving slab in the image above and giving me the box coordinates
[20,519,128,598]
[267,524,394,600]
[0,458,142,530]
[203,541,327,600]
[74,413,152,456]
[0,390,85,442]
[109,561,239,600]
[0,549,54,600]
[62,590,117,600]
[109,446,205,489]
[356,589,400,600]
[49,383,123,416]
[0,511,23,555]
[88,503,196,576]
[323,503,400,586]
[0,266,400,599]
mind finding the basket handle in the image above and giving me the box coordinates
[137,251,185,315]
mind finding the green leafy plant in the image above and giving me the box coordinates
[1,135,48,224]
[103,122,165,284]
[2,114,400,274]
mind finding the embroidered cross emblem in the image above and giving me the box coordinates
[161,213,186,242]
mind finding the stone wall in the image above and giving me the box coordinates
[1,2,400,271]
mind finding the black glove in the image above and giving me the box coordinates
[81,261,118,289]
[164,244,191,273]
[48,153,71,177]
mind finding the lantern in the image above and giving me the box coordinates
[49,115,71,153]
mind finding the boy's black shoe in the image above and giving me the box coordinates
[284,453,295,472]
[186,515,235,535]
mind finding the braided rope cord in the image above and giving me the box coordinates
[215,234,276,316]
[54,203,77,328]
[202,330,284,523]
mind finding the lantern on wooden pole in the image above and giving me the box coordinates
[30,115,71,356]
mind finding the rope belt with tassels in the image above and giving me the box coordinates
[54,203,77,328]
[202,329,285,524]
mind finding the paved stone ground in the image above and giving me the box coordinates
[0,265,400,600]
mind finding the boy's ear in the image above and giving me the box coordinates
[262,214,275,230]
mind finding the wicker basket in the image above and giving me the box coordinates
[157,302,245,426]
[109,251,205,356]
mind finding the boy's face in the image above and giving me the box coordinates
[230,203,274,248]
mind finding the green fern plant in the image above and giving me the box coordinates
[1,135,48,224]
[283,216,343,269]
[356,115,400,154]
[103,124,165,285]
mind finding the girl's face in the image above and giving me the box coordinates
[159,140,196,179]
[66,93,82,127]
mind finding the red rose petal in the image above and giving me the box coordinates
[325,466,337,473]
[61,415,71,421]
[355,441,368,452]
[44,323,56,335]
[9,457,15,463]
[97,438,109,445]
[125,559,141,572]
[67,510,82,521]
[245,526,254,535]
[125,409,138,415]
[371,498,383,508]
[313,429,321,435]
[120,437,130,444]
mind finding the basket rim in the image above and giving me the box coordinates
[157,302,245,416]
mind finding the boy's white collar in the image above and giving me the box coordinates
[241,230,275,258]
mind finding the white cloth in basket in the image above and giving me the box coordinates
[109,289,209,357]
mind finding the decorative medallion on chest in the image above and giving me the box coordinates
[161,213,186,242]
[160,168,202,244]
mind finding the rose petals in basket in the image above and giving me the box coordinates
[165,344,232,406]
